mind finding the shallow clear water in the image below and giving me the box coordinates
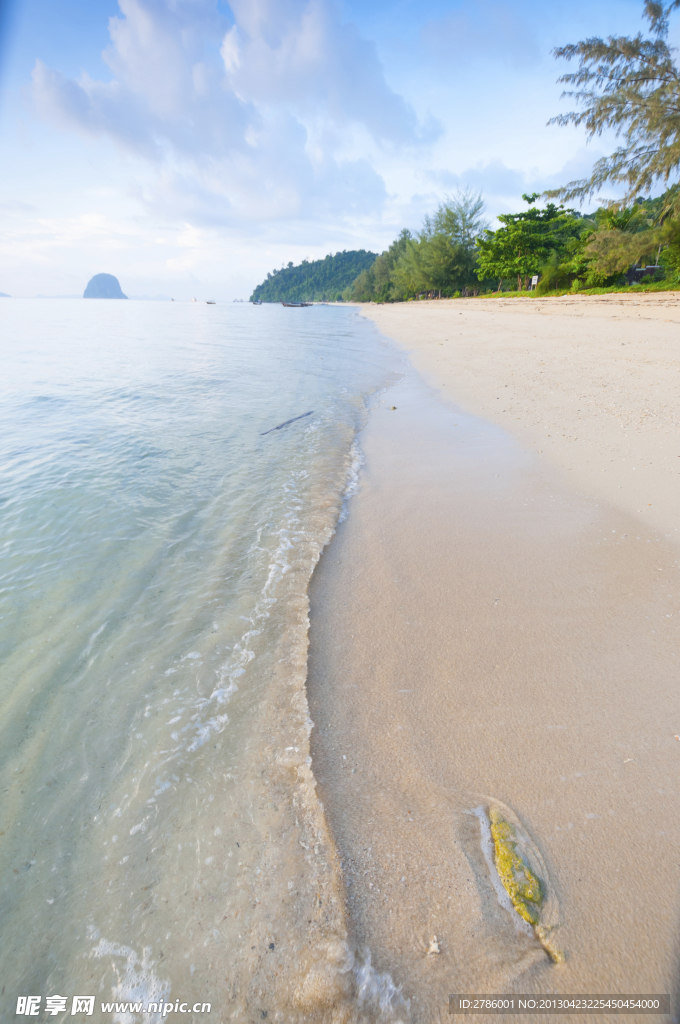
[0,300,405,1022]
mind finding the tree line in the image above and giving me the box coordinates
[344,186,680,301]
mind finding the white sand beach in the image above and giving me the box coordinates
[363,293,680,545]
[307,294,680,1020]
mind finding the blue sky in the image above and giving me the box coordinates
[0,0,670,298]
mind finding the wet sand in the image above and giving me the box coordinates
[307,297,680,1021]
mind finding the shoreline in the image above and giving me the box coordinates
[306,301,680,1017]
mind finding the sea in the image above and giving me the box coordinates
[0,299,408,1023]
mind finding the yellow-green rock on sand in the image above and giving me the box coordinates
[489,806,543,926]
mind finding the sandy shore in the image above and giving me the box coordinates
[306,294,680,1021]
[362,293,680,545]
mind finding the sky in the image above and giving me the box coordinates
[0,0,672,299]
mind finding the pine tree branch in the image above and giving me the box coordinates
[545,2,680,210]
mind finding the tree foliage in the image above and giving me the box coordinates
[545,1,680,214]
[263,185,680,307]
[582,227,658,274]
[250,250,377,302]
[412,190,488,294]
[345,230,413,301]
[533,190,677,292]
[346,191,488,301]
[475,194,586,289]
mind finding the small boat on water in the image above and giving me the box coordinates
[206,300,216,304]
[282,301,312,307]
[252,300,262,305]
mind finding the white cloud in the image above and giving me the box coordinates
[222,0,435,145]
[31,0,437,225]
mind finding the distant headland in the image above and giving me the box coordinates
[250,250,376,303]
[84,274,127,299]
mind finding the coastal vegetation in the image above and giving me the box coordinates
[339,183,680,301]
[475,195,587,293]
[250,250,376,303]
[344,191,488,301]
[343,228,413,303]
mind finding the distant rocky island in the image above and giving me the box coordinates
[84,274,127,299]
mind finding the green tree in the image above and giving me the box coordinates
[417,190,488,294]
[579,199,662,276]
[658,220,680,278]
[345,192,487,301]
[533,189,680,292]
[476,194,584,290]
[582,225,659,275]
[390,237,429,297]
[420,233,477,293]
[423,189,488,248]
[390,190,488,298]
[344,229,413,301]
[545,1,680,216]
[373,229,414,300]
